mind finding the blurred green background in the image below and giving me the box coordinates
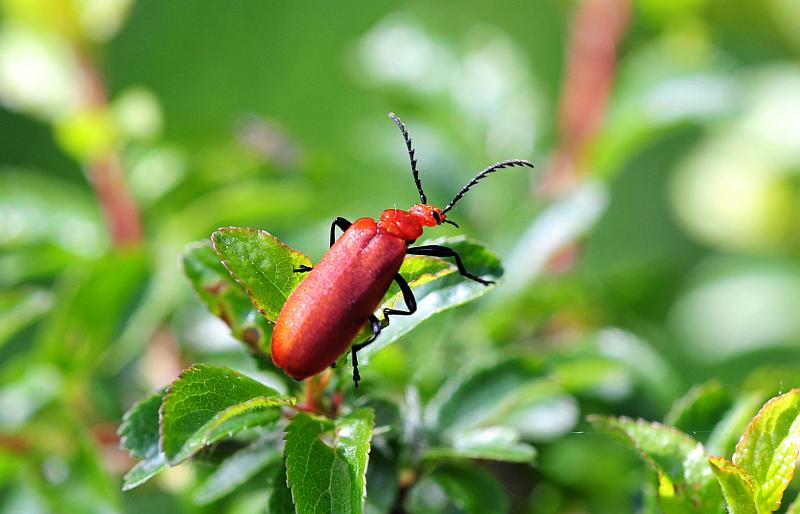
[2,0,800,513]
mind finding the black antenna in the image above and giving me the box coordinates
[442,159,534,214]
[388,113,427,204]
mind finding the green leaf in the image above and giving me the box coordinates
[36,251,150,372]
[709,457,758,514]
[211,227,312,321]
[194,436,280,504]
[30,412,122,513]
[707,393,765,457]
[160,364,294,464]
[404,462,508,514]
[426,358,575,442]
[119,390,168,490]
[426,358,544,435]
[268,461,296,514]
[182,241,272,355]
[362,236,503,358]
[0,244,76,288]
[786,496,800,514]
[0,288,52,348]
[424,426,536,463]
[589,416,723,513]
[0,171,107,257]
[120,390,164,461]
[122,456,168,491]
[284,408,374,514]
[590,328,680,410]
[0,364,61,430]
[733,389,800,513]
[665,380,731,440]
[382,255,456,306]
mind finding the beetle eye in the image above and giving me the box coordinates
[432,212,441,224]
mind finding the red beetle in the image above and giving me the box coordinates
[271,113,533,386]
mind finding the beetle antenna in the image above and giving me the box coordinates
[388,112,427,204]
[442,159,535,214]
[443,219,460,228]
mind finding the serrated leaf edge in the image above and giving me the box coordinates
[732,389,800,513]
[211,226,312,321]
[283,410,375,514]
[158,364,295,464]
[708,456,758,514]
[588,415,706,498]
[118,390,165,459]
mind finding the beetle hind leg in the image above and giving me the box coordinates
[351,315,381,387]
[349,274,418,387]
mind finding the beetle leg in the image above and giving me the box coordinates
[407,245,494,285]
[349,274,418,386]
[351,315,381,387]
[292,264,313,273]
[382,273,417,320]
[329,217,353,247]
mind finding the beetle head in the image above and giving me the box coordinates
[409,203,446,227]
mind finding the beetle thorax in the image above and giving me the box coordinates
[378,204,446,242]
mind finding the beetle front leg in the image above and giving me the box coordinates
[295,216,352,274]
[407,244,494,285]
[329,217,352,247]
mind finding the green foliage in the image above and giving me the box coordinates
[664,380,731,437]
[4,2,800,513]
[284,410,374,514]
[117,364,293,493]
[595,389,800,514]
[159,364,293,464]
[193,436,280,505]
[405,462,508,514]
[730,389,800,512]
[269,463,296,514]
[118,390,168,490]
[119,229,524,513]
[709,457,758,514]
[588,416,723,513]
[181,241,272,356]
[211,227,313,321]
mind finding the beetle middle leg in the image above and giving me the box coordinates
[407,244,494,285]
[350,273,418,386]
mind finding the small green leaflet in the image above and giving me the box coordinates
[732,389,800,513]
[118,390,168,490]
[211,227,312,321]
[182,241,272,355]
[709,457,758,514]
[159,364,294,464]
[284,409,374,514]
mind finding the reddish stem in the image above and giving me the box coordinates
[541,0,631,195]
[77,52,143,247]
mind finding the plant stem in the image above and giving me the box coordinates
[77,51,143,247]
